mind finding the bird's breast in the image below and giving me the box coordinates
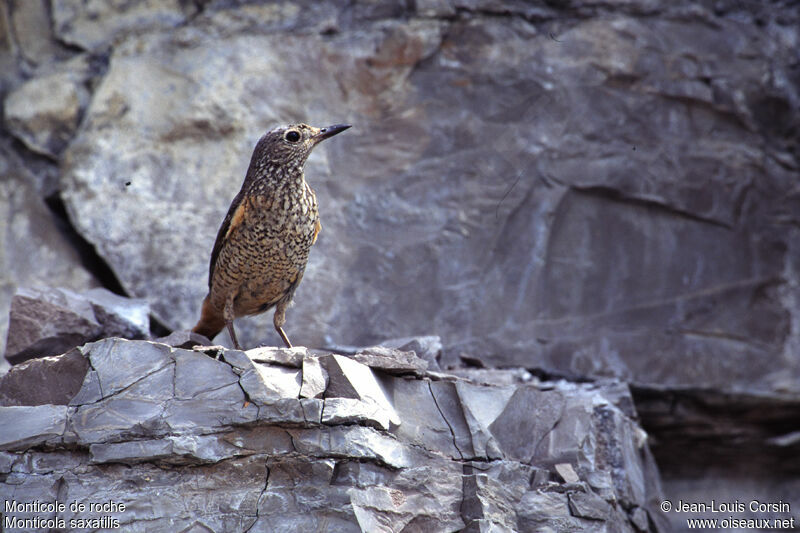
[244,188,319,259]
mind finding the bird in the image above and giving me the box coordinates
[192,123,351,349]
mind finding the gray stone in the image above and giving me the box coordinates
[380,335,443,370]
[322,397,393,431]
[4,287,149,365]
[569,491,612,521]
[300,398,324,425]
[288,425,417,470]
[89,438,173,464]
[4,287,98,364]
[4,0,60,68]
[456,380,516,459]
[167,434,252,464]
[51,0,196,51]
[3,71,88,157]
[300,356,328,399]
[323,354,400,426]
[83,338,169,399]
[70,364,173,444]
[70,368,102,405]
[0,451,16,473]
[163,386,257,433]
[0,404,66,449]
[518,490,572,522]
[489,387,565,464]
[239,363,301,403]
[352,345,430,375]
[83,287,149,339]
[0,340,662,530]
[153,330,212,349]
[173,348,239,400]
[246,345,307,368]
[0,158,98,363]
[461,462,535,531]
[0,348,88,406]
[556,463,581,484]
[630,507,650,531]
[386,377,466,459]
[351,463,466,532]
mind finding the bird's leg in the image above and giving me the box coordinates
[224,293,242,350]
[273,301,293,348]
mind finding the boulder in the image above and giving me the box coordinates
[3,70,89,158]
[50,0,196,51]
[4,287,149,365]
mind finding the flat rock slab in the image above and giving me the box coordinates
[0,339,666,531]
[352,345,429,375]
[0,404,67,449]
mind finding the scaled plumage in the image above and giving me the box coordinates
[193,123,350,349]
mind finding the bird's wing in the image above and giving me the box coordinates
[207,188,248,289]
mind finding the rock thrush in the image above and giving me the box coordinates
[192,123,351,349]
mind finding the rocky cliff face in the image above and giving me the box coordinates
[2,1,799,531]
[0,338,665,532]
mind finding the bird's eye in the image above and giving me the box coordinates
[285,131,301,143]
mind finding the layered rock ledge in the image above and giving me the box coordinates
[0,338,663,532]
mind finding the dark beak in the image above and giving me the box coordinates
[315,124,351,142]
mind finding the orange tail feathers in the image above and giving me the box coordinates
[192,296,225,341]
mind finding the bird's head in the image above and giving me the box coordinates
[252,123,351,171]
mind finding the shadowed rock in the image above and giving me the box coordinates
[4,287,149,365]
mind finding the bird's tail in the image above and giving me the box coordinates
[192,296,225,341]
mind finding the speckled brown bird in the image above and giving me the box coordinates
[192,123,351,349]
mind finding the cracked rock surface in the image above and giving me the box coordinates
[0,338,664,532]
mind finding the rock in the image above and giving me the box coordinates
[4,287,149,365]
[0,340,663,531]
[0,348,87,406]
[323,354,400,427]
[634,386,800,533]
[2,0,61,69]
[4,287,101,365]
[299,356,327,399]
[56,15,445,350]
[380,335,443,370]
[352,345,430,375]
[556,463,581,484]
[240,363,301,403]
[152,329,211,349]
[83,287,150,338]
[3,70,88,157]
[569,491,612,521]
[247,345,308,368]
[0,404,67,450]
[0,154,98,363]
[51,0,197,51]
